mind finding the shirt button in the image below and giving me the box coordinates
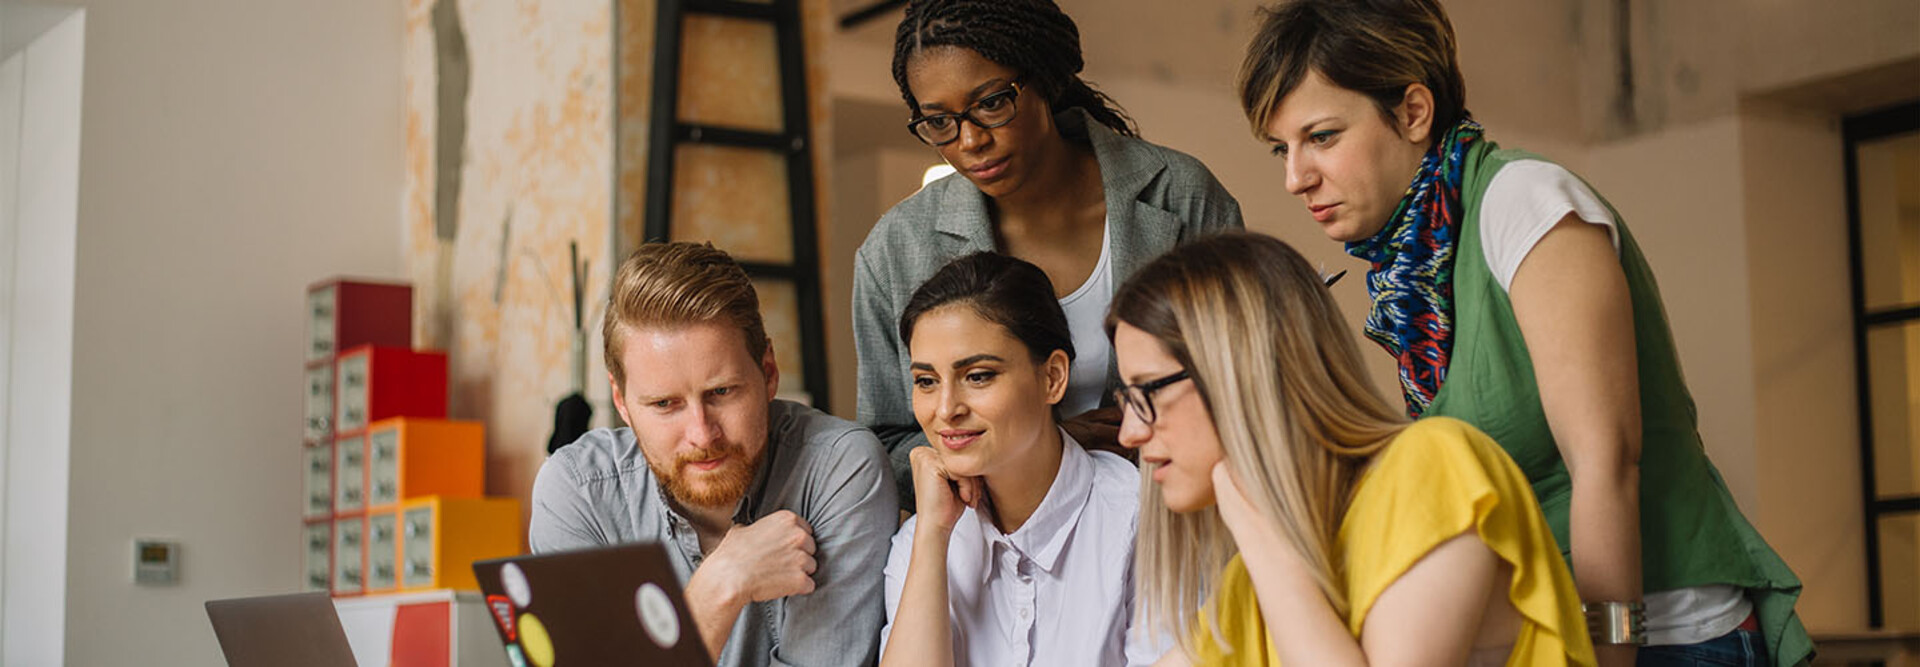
[1019,608,1029,619]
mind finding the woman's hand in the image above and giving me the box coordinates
[1211,461,1287,557]
[909,446,982,536]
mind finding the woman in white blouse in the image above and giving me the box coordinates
[879,252,1157,667]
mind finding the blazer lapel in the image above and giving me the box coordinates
[932,177,997,258]
[1073,108,1175,294]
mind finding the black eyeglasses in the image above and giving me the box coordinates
[906,81,1023,147]
[1113,369,1191,425]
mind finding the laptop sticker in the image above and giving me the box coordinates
[518,613,555,667]
[635,582,681,648]
[486,595,518,641]
[501,562,533,607]
[504,644,528,667]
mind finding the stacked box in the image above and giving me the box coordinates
[396,497,522,593]
[302,278,522,598]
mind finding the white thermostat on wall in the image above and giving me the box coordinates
[133,539,179,586]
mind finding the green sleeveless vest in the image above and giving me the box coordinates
[1422,140,1812,665]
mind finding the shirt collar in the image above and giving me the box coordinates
[973,428,1097,585]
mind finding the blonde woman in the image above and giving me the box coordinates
[1108,232,1593,666]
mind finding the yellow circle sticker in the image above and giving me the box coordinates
[518,613,555,667]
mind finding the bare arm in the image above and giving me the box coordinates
[1508,215,1643,666]
[683,511,819,662]
[878,447,983,667]
[1210,464,1504,667]
[683,568,749,662]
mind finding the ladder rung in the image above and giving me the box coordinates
[1873,495,1920,514]
[839,0,907,29]
[738,262,800,280]
[685,0,780,21]
[676,124,796,151]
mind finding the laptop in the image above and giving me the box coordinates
[205,591,358,667]
[473,542,712,667]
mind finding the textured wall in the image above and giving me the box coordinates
[405,0,835,523]
[403,0,614,515]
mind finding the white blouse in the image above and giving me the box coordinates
[881,432,1160,666]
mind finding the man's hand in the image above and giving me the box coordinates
[702,510,819,604]
[683,510,818,660]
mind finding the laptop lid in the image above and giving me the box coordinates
[473,542,712,667]
[204,591,358,667]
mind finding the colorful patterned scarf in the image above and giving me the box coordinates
[1344,118,1484,417]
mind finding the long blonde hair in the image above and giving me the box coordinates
[1106,232,1408,657]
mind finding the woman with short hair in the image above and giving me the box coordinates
[1235,2,1808,664]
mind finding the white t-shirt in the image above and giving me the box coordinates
[1479,160,1752,645]
[1055,220,1114,417]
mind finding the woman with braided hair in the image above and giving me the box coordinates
[853,0,1244,514]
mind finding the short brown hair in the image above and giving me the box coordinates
[602,242,769,386]
[1238,0,1467,143]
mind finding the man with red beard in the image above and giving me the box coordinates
[530,242,896,667]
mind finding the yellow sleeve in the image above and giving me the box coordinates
[1186,556,1282,667]
[1337,418,1597,667]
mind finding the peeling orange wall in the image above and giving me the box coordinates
[404,0,834,528]
[403,0,614,522]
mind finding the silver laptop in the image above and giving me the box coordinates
[205,591,358,667]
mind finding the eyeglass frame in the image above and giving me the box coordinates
[1114,369,1192,426]
[905,80,1024,147]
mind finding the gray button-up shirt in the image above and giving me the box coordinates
[529,399,897,667]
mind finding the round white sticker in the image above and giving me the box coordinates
[635,583,681,648]
[501,563,533,607]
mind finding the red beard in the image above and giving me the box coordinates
[650,441,764,508]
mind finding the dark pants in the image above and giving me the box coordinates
[1637,628,1769,667]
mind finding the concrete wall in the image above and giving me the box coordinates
[59,1,404,664]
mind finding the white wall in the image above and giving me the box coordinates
[56,1,404,664]
[0,7,85,665]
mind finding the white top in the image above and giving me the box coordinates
[881,432,1161,666]
[1055,219,1114,417]
[1479,159,1753,645]
[1478,159,1620,291]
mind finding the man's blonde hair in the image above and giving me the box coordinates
[1106,232,1408,658]
[603,242,768,386]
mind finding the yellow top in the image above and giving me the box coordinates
[1188,417,1596,666]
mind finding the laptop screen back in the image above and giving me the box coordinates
[473,542,711,667]
[205,592,358,667]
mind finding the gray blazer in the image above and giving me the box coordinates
[852,108,1244,508]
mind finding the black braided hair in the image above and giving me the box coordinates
[892,0,1138,138]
